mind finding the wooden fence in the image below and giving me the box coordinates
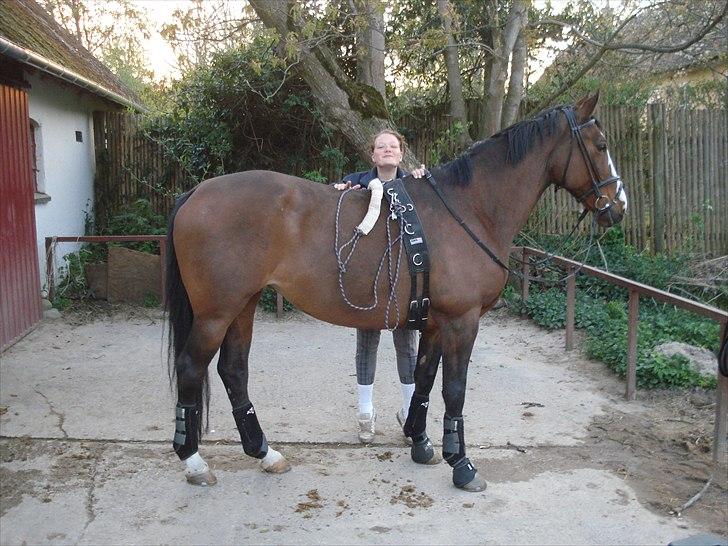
[93,104,727,255]
[92,112,196,224]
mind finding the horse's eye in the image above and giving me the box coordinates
[596,142,607,152]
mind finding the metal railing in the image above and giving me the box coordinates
[515,246,727,464]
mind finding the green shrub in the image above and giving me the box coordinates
[259,287,294,313]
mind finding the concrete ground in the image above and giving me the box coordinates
[1,306,725,545]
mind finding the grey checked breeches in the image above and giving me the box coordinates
[355,329,417,385]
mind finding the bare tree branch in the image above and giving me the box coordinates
[538,1,725,54]
[528,10,641,115]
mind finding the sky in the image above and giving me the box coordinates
[136,0,186,79]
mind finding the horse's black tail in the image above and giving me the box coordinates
[165,189,209,434]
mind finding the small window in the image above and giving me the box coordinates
[75,130,83,142]
[30,119,49,202]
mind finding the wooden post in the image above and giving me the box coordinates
[565,267,575,351]
[650,104,666,253]
[276,291,283,318]
[45,237,54,302]
[714,320,727,467]
[521,247,529,313]
[625,289,640,400]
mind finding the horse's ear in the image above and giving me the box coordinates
[575,91,600,122]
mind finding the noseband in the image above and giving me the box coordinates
[559,106,622,213]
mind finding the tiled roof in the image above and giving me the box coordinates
[0,0,141,108]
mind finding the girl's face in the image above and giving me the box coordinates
[371,133,403,169]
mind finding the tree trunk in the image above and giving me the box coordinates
[478,0,498,138]
[437,0,472,148]
[250,0,420,168]
[354,1,386,97]
[502,27,528,128]
[482,0,528,136]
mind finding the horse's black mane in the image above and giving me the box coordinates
[434,104,566,186]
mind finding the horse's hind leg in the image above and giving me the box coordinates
[217,292,291,474]
[404,329,442,465]
[174,316,229,486]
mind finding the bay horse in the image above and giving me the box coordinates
[165,93,627,492]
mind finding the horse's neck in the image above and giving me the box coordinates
[472,148,551,246]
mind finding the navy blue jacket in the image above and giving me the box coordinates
[341,167,408,189]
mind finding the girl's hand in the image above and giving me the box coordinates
[411,164,427,178]
[334,181,361,190]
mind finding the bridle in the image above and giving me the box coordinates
[559,106,623,219]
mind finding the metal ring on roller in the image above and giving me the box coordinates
[412,253,423,266]
[404,223,415,235]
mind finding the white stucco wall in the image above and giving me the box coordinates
[27,72,101,295]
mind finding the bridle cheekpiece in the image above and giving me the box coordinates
[559,106,623,215]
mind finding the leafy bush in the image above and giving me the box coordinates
[259,287,294,313]
[52,250,95,309]
[144,37,354,183]
[83,198,167,264]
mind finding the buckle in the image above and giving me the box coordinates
[594,195,611,211]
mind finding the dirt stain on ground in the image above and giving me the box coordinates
[390,484,434,509]
[295,489,324,518]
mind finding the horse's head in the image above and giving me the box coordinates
[550,93,627,227]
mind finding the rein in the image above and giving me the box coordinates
[424,173,592,284]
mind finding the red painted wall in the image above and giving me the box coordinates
[1,82,42,350]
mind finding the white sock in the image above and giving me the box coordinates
[401,383,415,418]
[357,383,374,415]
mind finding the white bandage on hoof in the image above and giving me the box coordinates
[260,448,291,474]
[184,452,207,473]
[356,178,384,235]
[184,452,217,486]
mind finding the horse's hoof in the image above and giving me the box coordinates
[261,456,291,474]
[411,436,436,464]
[456,472,487,492]
[422,452,442,465]
[185,468,217,486]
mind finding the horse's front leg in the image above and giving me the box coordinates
[440,311,487,492]
[403,328,442,464]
